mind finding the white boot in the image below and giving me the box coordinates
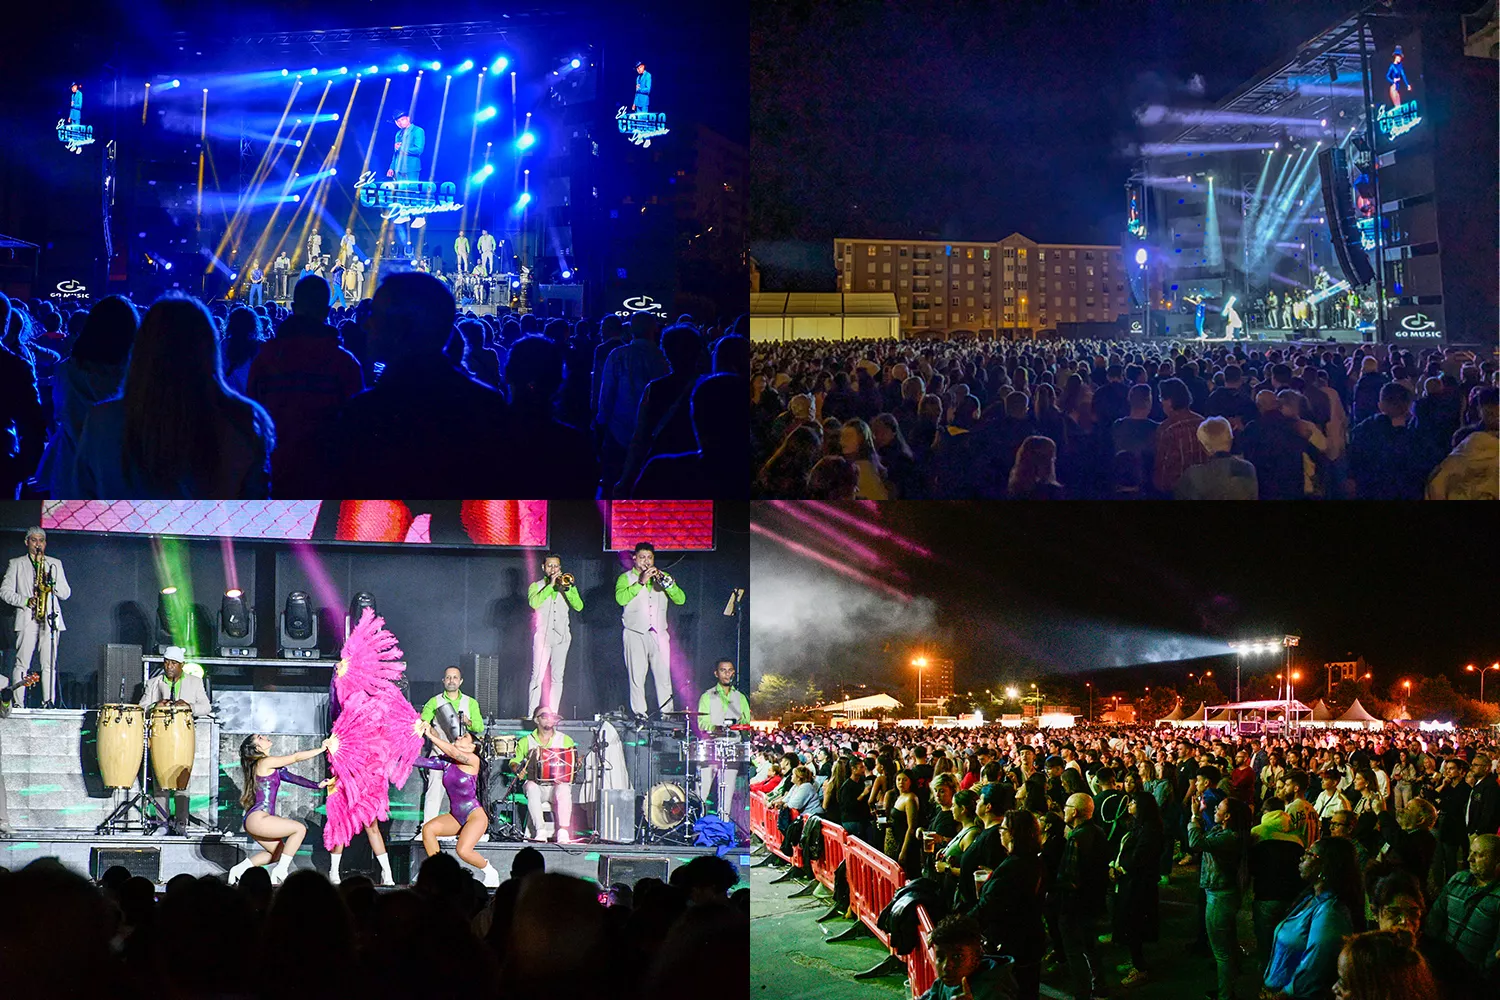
[480,862,500,888]
[227,858,254,885]
[270,856,293,885]
[375,852,395,886]
[329,853,342,885]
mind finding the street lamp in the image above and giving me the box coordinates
[912,657,928,722]
[1086,682,1092,721]
[1465,662,1500,703]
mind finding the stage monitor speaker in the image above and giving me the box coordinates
[460,653,499,721]
[101,643,144,704]
[1319,147,1375,287]
[598,788,637,844]
[91,847,160,883]
[599,853,669,888]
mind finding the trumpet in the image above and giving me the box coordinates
[556,573,575,590]
[655,570,675,590]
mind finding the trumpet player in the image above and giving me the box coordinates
[1,527,71,709]
[615,541,686,717]
[527,553,583,716]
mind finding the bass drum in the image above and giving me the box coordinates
[98,704,146,788]
[643,782,689,830]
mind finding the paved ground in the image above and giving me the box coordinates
[751,852,1269,1000]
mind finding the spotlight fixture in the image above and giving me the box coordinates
[219,589,257,656]
[428,60,442,71]
[171,79,181,88]
[570,58,582,69]
[310,68,318,75]
[491,56,509,72]
[366,65,379,74]
[476,106,497,121]
[345,591,378,639]
[516,131,535,150]
[230,272,238,280]
[156,586,185,653]
[561,269,572,279]
[279,591,319,658]
[516,191,531,208]
[281,69,289,76]
[471,163,495,184]
[338,66,348,74]
[399,63,410,72]
[459,59,474,72]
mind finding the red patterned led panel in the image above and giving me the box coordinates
[608,501,714,551]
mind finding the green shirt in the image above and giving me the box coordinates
[511,730,577,772]
[697,684,751,733]
[420,691,485,735]
[614,571,686,606]
[527,579,584,612]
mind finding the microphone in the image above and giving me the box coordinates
[119,677,125,700]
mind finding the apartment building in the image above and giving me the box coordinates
[834,232,1127,333]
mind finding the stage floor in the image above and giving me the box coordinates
[0,829,749,888]
[1181,326,1369,345]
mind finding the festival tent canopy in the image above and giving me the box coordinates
[1333,699,1384,729]
[1308,699,1335,722]
[814,693,903,716]
[1158,702,1186,722]
[750,292,900,342]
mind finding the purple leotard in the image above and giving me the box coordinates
[415,756,483,824]
[249,766,321,818]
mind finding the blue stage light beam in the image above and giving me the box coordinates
[516,131,535,150]
[476,106,497,121]
[1203,176,1222,269]
[470,163,494,184]
[570,58,581,69]
[398,63,410,73]
[427,60,442,71]
[515,191,531,208]
[366,65,379,74]
[490,56,509,73]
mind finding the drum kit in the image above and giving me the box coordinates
[640,712,752,845]
[95,701,206,834]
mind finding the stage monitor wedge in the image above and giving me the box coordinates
[1318,147,1375,288]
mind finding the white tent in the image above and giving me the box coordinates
[750,292,900,342]
[1305,700,1335,727]
[1332,699,1384,730]
[1172,703,1209,727]
[814,693,903,718]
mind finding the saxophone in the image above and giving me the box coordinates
[31,558,52,625]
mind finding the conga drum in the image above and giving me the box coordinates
[98,704,146,788]
[148,703,196,790]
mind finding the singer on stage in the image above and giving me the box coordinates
[616,541,685,717]
[1,527,71,709]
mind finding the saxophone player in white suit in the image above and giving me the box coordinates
[0,527,72,709]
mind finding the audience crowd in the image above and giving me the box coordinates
[754,721,1500,999]
[751,338,1498,500]
[0,845,747,998]
[0,276,748,499]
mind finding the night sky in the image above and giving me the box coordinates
[751,503,1499,698]
[750,0,1364,290]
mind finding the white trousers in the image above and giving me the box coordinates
[528,630,570,717]
[12,619,59,705]
[623,628,673,715]
[481,251,495,272]
[456,251,469,273]
[525,780,572,839]
[697,764,739,818]
[422,765,450,824]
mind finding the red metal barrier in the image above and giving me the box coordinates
[907,904,938,997]
[810,820,846,891]
[750,791,769,847]
[843,835,905,946]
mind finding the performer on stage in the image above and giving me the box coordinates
[419,666,485,823]
[454,231,471,273]
[1387,46,1410,108]
[1280,294,1294,331]
[616,541,686,717]
[1184,294,1206,339]
[512,707,575,844]
[329,260,347,308]
[1,527,71,709]
[527,554,582,717]
[1265,289,1279,330]
[696,659,751,818]
[228,733,333,885]
[415,723,499,886]
[138,645,210,834]
[339,228,356,266]
[472,263,489,305]
[344,257,363,303]
[69,83,82,126]
[273,253,291,300]
[1223,296,1243,339]
[478,230,496,273]
[633,61,652,113]
[247,262,264,306]
[387,111,425,182]
[308,231,323,263]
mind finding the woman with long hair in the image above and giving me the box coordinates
[1190,794,1251,1000]
[75,293,274,498]
[970,809,1046,1000]
[885,769,922,879]
[1113,792,1164,986]
[1008,435,1065,500]
[227,734,332,885]
[1263,835,1363,1000]
[219,306,263,394]
[414,722,500,887]
[39,295,138,497]
[756,424,821,499]
[822,757,850,825]
[839,417,889,500]
[870,412,919,499]
[1335,929,1440,1000]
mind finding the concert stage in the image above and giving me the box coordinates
[1182,326,1368,346]
[0,829,748,890]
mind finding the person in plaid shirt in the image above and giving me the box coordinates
[1152,377,1208,494]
